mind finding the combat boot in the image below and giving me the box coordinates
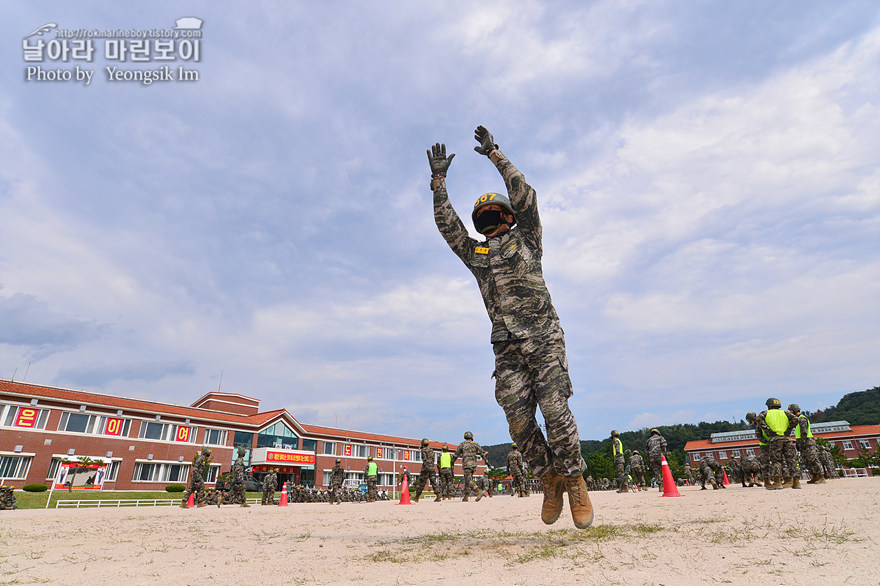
[462,493,469,502]
[413,491,421,503]
[780,477,792,488]
[766,477,783,490]
[564,475,594,529]
[791,476,801,489]
[710,478,719,490]
[814,477,826,484]
[475,490,483,502]
[540,471,566,525]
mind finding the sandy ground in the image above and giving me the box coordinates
[1,478,878,586]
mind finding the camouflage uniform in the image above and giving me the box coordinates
[329,463,345,504]
[414,445,439,501]
[230,450,248,505]
[645,433,668,489]
[793,413,825,481]
[0,485,16,510]
[506,447,526,496]
[740,455,762,487]
[181,450,209,507]
[629,452,646,489]
[757,409,798,481]
[820,446,838,478]
[364,460,378,502]
[262,470,278,505]
[437,449,454,499]
[433,150,585,479]
[612,436,626,491]
[453,439,488,501]
[699,456,722,489]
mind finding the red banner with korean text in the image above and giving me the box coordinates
[175,426,193,442]
[104,417,125,436]
[13,407,40,428]
[266,451,315,465]
[375,447,383,459]
[344,444,352,457]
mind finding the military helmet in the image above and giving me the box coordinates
[422,438,429,446]
[788,403,801,413]
[201,446,211,455]
[746,411,757,423]
[442,444,448,451]
[335,458,341,463]
[650,428,659,435]
[632,449,639,454]
[611,430,619,437]
[511,442,518,449]
[367,456,373,461]
[472,192,516,235]
[237,447,247,456]
[464,431,474,440]
[766,397,781,408]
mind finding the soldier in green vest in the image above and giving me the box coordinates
[756,398,800,490]
[438,445,454,500]
[611,430,627,493]
[746,411,771,486]
[364,457,378,502]
[788,404,826,484]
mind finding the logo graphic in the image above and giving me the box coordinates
[24,23,57,39]
[174,17,202,30]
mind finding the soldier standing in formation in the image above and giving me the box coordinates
[262,468,278,504]
[429,126,592,528]
[611,430,627,493]
[788,404,826,484]
[757,398,800,490]
[629,449,646,490]
[746,411,771,485]
[364,456,379,502]
[506,442,527,497]
[699,455,723,489]
[0,484,15,510]
[181,446,211,508]
[414,439,440,503]
[437,444,454,500]
[820,444,838,479]
[453,431,488,502]
[329,458,345,504]
[646,429,668,492]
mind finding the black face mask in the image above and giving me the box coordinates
[475,209,504,234]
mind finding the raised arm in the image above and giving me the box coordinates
[429,142,475,260]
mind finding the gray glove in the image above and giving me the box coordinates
[473,125,498,155]
[427,142,455,177]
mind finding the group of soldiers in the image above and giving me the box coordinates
[611,428,670,493]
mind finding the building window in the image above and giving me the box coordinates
[2,405,50,429]
[412,450,422,462]
[132,462,190,483]
[301,439,317,452]
[843,441,854,450]
[322,441,335,455]
[57,412,131,437]
[718,451,727,460]
[204,428,227,446]
[257,422,298,449]
[378,473,394,486]
[0,455,33,479]
[205,465,220,483]
[746,448,755,456]
[352,444,367,458]
[139,421,170,441]
[692,453,700,462]
[859,440,871,449]
[105,461,120,482]
[731,450,741,458]
[234,431,253,448]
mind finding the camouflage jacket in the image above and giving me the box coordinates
[330,464,345,485]
[420,445,436,471]
[433,150,562,343]
[757,409,797,439]
[629,453,644,471]
[454,440,487,470]
[506,450,524,474]
[232,456,245,482]
[645,435,667,460]
[192,454,206,482]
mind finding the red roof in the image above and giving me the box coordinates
[684,424,880,451]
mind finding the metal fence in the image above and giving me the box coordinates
[55,497,264,508]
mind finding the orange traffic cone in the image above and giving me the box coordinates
[279,482,288,506]
[398,469,412,505]
[186,492,195,508]
[660,455,682,497]
[723,471,730,486]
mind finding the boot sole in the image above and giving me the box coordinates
[573,509,594,530]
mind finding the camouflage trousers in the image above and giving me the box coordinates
[797,438,824,478]
[262,486,276,505]
[366,476,378,501]
[230,480,246,504]
[181,479,206,506]
[630,466,645,488]
[699,461,720,487]
[767,436,798,479]
[649,457,663,487]
[438,468,454,497]
[462,467,479,497]
[493,330,585,478]
[614,454,626,488]
[757,447,770,481]
[741,461,761,486]
[414,466,438,496]
[511,471,525,494]
[330,481,343,503]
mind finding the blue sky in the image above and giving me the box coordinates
[1,2,878,445]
